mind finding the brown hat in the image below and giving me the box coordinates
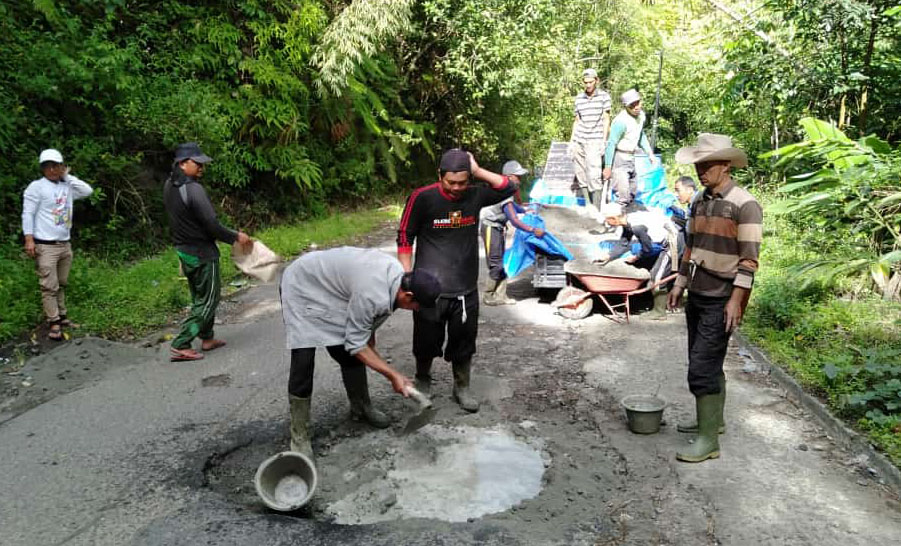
[675,133,748,168]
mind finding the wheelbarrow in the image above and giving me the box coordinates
[553,259,677,323]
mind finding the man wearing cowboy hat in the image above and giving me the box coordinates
[603,89,657,207]
[569,68,612,209]
[163,142,253,362]
[667,133,763,463]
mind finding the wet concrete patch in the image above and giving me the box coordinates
[325,425,545,524]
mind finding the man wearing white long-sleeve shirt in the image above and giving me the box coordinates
[22,149,93,340]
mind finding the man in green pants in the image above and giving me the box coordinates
[163,142,252,362]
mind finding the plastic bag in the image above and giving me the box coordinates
[503,214,574,278]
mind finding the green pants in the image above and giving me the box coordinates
[172,252,221,350]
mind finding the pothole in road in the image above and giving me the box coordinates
[204,424,547,524]
[324,425,546,524]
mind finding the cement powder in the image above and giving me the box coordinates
[273,475,309,507]
[326,425,545,524]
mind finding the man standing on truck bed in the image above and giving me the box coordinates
[397,149,516,412]
[570,68,612,210]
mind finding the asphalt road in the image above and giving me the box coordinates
[1,238,900,545]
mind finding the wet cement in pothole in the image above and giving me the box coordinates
[324,425,546,524]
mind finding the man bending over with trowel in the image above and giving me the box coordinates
[280,247,441,458]
[398,149,516,412]
[597,204,678,317]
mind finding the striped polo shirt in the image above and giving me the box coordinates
[572,90,612,144]
[675,179,763,297]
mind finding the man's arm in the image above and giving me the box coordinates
[354,346,413,396]
[725,199,763,331]
[397,189,424,271]
[607,226,633,261]
[603,120,625,177]
[66,174,93,199]
[469,154,509,189]
[630,224,655,261]
[22,183,38,258]
[639,131,656,161]
[187,184,239,244]
[503,201,543,237]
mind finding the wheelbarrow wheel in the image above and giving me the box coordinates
[558,296,593,320]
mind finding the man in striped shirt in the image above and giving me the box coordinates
[569,68,611,209]
[667,133,763,463]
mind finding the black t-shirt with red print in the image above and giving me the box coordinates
[398,178,515,296]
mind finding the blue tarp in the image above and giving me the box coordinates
[503,214,574,278]
[633,155,676,213]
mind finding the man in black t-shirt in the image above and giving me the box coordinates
[397,149,516,412]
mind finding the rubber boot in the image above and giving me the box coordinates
[341,365,391,428]
[591,190,604,211]
[580,187,592,207]
[452,359,480,413]
[483,279,501,306]
[676,394,721,463]
[415,358,433,396]
[289,395,313,459]
[677,376,726,434]
[495,279,516,305]
[649,290,668,320]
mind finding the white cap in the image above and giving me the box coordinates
[621,89,641,106]
[39,149,64,164]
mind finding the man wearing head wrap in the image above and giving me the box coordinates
[397,149,516,412]
[280,247,441,457]
[569,68,612,209]
[603,89,658,207]
[163,142,253,362]
[668,133,763,463]
[22,149,94,340]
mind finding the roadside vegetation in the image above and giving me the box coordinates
[0,207,398,343]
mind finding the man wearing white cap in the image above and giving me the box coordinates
[569,68,612,209]
[667,133,763,463]
[603,89,657,207]
[22,149,94,340]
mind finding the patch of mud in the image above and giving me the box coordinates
[324,425,545,524]
[0,337,155,424]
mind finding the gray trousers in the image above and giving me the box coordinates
[571,140,605,192]
[611,153,637,206]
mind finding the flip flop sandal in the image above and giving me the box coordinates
[59,318,80,328]
[48,324,63,341]
[170,348,205,362]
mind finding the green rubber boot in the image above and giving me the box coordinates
[494,279,516,305]
[342,365,391,429]
[677,376,726,434]
[289,395,313,459]
[483,279,501,306]
[649,290,669,320]
[676,394,721,463]
[415,358,433,396]
[452,359,480,413]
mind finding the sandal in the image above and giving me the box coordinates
[48,323,63,341]
[170,348,205,362]
[59,317,80,328]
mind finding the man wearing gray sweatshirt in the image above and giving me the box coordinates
[22,149,93,340]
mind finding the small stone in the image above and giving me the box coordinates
[21,381,33,388]
[857,478,868,487]
[797,444,808,451]
[74,339,83,346]
[867,467,879,477]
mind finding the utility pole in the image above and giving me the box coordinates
[651,50,663,151]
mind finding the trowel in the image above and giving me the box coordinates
[402,386,436,434]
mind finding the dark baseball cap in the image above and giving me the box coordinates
[403,270,442,308]
[439,148,471,173]
[174,142,213,164]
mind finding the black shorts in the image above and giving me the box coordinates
[413,291,479,363]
